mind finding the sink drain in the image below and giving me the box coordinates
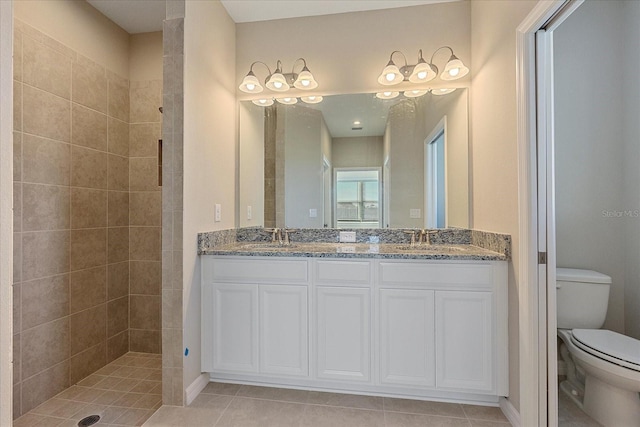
[77,414,101,426]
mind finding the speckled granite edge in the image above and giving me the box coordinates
[197,228,238,252]
[471,230,512,260]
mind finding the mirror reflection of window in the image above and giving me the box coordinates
[334,169,381,229]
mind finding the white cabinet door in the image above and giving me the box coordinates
[379,289,435,387]
[213,283,259,373]
[259,285,309,376]
[317,287,370,382]
[435,291,493,392]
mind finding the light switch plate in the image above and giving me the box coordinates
[309,208,318,218]
[410,208,421,219]
[339,231,356,243]
[247,205,252,220]
[215,204,221,222]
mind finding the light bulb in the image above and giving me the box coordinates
[384,91,392,96]
[259,99,268,104]
[417,71,427,79]
[385,73,396,82]
[448,68,460,77]
[246,83,255,91]
[309,96,316,101]
[274,81,283,89]
[301,80,310,87]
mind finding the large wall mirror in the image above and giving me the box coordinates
[239,89,469,229]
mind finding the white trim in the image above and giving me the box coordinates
[0,0,13,424]
[499,396,521,427]
[515,1,567,426]
[424,117,447,229]
[185,373,209,405]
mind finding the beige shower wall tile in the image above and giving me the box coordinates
[70,303,106,355]
[70,228,107,271]
[72,103,107,151]
[130,227,161,261]
[22,134,70,186]
[70,341,106,384]
[71,188,107,229]
[22,230,70,281]
[107,330,129,363]
[13,233,22,284]
[130,157,158,191]
[14,81,21,131]
[14,132,21,181]
[14,182,21,232]
[130,80,162,123]
[131,261,161,295]
[107,261,129,301]
[130,123,161,157]
[130,191,161,226]
[72,57,107,113]
[108,154,129,191]
[22,183,70,231]
[23,85,70,142]
[22,35,72,99]
[130,329,160,354]
[107,295,129,337]
[108,117,129,156]
[21,274,69,331]
[14,29,22,82]
[71,145,108,189]
[130,295,160,330]
[21,360,69,414]
[21,317,69,379]
[108,191,129,227]
[109,79,130,122]
[108,226,129,264]
[70,265,107,313]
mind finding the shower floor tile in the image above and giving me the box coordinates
[14,352,162,427]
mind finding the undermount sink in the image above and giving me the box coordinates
[392,244,466,252]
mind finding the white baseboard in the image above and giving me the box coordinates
[499,396,521,427]
[185,373,209,406]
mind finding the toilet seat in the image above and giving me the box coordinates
[572,329,640,372]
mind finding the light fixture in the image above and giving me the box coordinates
[377,46,468,86]
[301,95,323,104]
[239,58,318,94]
[431,88,456,96]
[251,98,274,107]
[276,97,297,105]
[404,89,429,98]
[375,91,400,100]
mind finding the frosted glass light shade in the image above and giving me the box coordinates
[431,88,456,96]
[378,62,403,85]
[375,91,399,100]
[265,72,289,92]
[239,72,263,93]
[409,61,437,83]
[293,68,318,90]
[276,97,297,105]
[404,89,428,98]
[441,55,469,81]
[301,95,323,104]
[252,98,274,106]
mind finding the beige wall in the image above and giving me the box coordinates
[130,32,163,82]
[182,0,237,393]
[470,0,539,412]
[14,0,130,78]
[236,2,470,99]
[332,136,383,169]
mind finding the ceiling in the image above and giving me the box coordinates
[86,0,457,34]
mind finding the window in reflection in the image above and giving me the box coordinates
[335,169,381,228]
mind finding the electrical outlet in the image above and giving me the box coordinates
[309,208,318,218]
[215,204,221,222]
[339,231,356,243]
[247,205,252,220]
[410,208,421,219]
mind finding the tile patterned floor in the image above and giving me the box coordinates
[558,389,602,426]
[14,352,162,427]
[143,382,512,427]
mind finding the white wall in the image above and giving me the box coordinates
[470,0,539,412]
[14,0,130,77]
[283,105,325,228]
[622,0,640,340]
[332,136,383,168]
[0,1,13,422]
[239,102,265,228]
[183,0,236,391]
[236,2,470,99]
[554,0,627,333]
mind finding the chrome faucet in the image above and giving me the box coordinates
[420,229,437,245]
[282,228,297,246]
[404,230,417,246]
[263,227,282,244]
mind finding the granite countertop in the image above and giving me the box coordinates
[200,241,507,261]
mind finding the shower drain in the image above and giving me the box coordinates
[77,414,101,426]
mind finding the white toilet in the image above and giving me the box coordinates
[557,267,640,427]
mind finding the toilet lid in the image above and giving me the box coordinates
[572,329,640,371]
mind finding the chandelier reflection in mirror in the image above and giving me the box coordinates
[377,46,469,86]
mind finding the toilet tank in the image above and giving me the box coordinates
[556,268,611,329]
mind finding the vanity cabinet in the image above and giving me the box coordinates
[202,256,508,404]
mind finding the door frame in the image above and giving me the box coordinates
[424,116,448,229]
[516,1,583,426]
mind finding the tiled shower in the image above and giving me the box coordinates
[12,20,162,418]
